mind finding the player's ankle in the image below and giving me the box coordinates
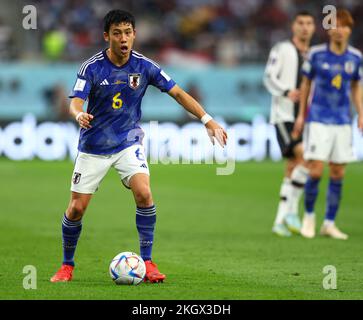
[62,262,75,267]
[323,219,335,227]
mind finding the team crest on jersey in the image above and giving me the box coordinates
[128,73,141,89]
[73,172,81,184]
[344,61,355,74]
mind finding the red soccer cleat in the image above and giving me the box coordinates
[50,264,74,283]
[144,260,166,283]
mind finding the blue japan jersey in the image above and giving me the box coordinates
[302,43,362,125]
[69,49,176,155]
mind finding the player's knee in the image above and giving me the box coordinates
[309,167,323,180]
[293,143,304,159]
[330,166,345,180]
[134,187,153,207]
[286,160,296,177]
[67,201,87,219]
[330,172,344,180]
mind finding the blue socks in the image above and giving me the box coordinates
[304,177,320,214]
[136,205,156,262]
[62,214,82,267]
[305,177,343,223]
[60,204,156,267]
[325,179,343,222]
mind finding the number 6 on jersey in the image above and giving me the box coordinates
[112,92,123,109]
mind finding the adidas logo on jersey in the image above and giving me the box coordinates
[100,79,109,85]
[140,163,148,169]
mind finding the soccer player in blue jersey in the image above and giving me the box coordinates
[294,9,363,239]
[50,10,227,283]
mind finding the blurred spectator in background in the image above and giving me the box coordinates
[43,83,70,121]
[4,0,363,64]
[9,78,21,93]
[184,81,204,121]
[0,0,361,124]
[43,29,67,60]
[0,17,14,60]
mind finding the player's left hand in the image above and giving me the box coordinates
[205,120,228,147]
[293,115,305,137]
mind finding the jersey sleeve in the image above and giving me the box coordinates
[148,63,176,92]
[69,67,93,100]
[302,50,316,80]
[352,57,362,81]
[263,43,291,96]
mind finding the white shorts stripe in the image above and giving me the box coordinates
[277,122,291,145]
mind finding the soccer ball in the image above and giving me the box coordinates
[109,252,146,285]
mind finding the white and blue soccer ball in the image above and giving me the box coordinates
[109,252,146,285]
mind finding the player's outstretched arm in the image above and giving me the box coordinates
[69,97,94,129]
[351,80,363,131]
[168,85,227,147]
[293,76,311,137]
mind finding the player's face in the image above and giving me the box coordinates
[292,16,315,41]
[104,23,136,58]
[328,21,351,45]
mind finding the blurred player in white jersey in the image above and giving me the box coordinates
[264,12,315,237]
[294,9,363,239]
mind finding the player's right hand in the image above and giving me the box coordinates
[205,120,228,147]
[76,112,94,129]
[287,89,300,103]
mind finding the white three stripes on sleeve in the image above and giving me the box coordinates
[132,51,160,68]
[78,52,104,76]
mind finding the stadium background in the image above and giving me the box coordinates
[1,0,363,300]
[1,0,363,161]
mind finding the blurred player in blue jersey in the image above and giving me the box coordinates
[50,10,227,283]
[294,9,363,240]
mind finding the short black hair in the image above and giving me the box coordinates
[293,10,315,21]
[103,10,135,33]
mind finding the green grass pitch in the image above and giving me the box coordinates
[0,159,362,300]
